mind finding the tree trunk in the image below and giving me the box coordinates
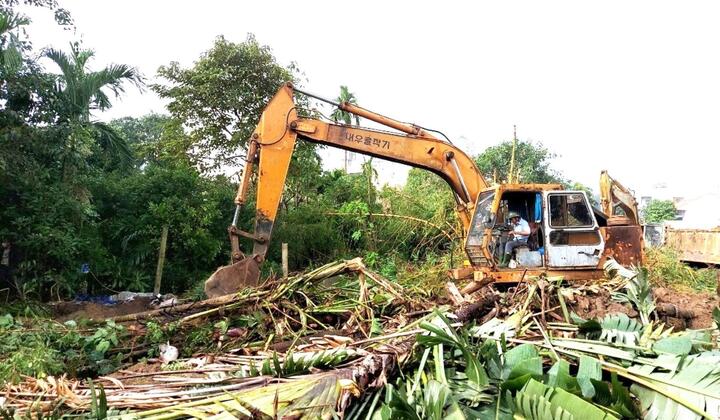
[154,226,169,295]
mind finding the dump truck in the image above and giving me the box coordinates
[204,83,643,297]
[645,224,720,266]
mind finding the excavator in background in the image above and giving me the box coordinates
[204,83,643,298]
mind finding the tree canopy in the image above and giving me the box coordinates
[0,4,603,302]
[643,199,677,223]
[154,34,303,172]
[475,139,565,185]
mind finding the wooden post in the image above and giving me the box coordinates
[154,226,169,295]
[281,243,289,279]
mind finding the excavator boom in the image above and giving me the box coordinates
[599,170,639,223]
[205,83,487,297]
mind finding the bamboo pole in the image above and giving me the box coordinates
[282,243,288,279]
[154,226,169,295]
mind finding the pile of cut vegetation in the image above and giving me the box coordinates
[2,258,719,419]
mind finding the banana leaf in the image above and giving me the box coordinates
[514,379,618,420]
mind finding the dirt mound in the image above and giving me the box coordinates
[566,285,718,329]
[52,297,155,321]
[566,288,638,321]
[654,287,718,329]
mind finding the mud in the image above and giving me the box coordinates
[52,297,155,321]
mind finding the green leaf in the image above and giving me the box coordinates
[503,344,540,379]
[712,307,720,330]
[547,360,579,394]
[577,356,602,398]
[580,313,643,346]
[371,404,393,420]
[514,379,617,420]
[629,352,720,420]
[611,268,655,324]
[419,315,489,387]
[95,340,110,354]
[608,373,640,418]
[0,314,13,328]
[653,336,692,356]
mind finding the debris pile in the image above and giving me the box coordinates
[2,258,719,419]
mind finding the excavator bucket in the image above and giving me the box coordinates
[204,256,261,298]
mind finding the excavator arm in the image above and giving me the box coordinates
[205,83,487,297]
[599,170,639,224]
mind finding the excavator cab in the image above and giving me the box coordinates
[464,181,641,284]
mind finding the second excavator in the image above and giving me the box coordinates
[205,83,643,298]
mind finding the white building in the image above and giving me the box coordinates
[665,193,720,230]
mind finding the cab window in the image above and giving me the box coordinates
[466,190,495,246]
[549,193,593,228]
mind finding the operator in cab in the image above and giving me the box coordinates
[501,211,531,267]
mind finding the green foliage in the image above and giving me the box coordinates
[644,247,717,293]
[0,0,73,27]
[331,85,360,125]
[109,113,184,166]
[630,352,720,420]
[475,139,565,184]
[377,168,459,262]
[256,349,356,378]
[0,20,147,299]
[578,313,644,346]
[145,321,166,344]
[367,314,639,420]
[90,162,233,293]
[611,268,655,324]
[642,199,676,223]
[154,34,305,171]
[514,379,618,420]
[0,314,125,383]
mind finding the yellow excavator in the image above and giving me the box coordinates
[204,83,643,298]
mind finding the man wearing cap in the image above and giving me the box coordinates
[501,211,531,267]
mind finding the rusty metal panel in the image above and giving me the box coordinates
[498,183,564,192]
[471,267,607,284]
[665,228,720,265]
[601,225,643,267]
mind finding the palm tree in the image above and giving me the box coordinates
[44,42,144,168]
[0,11,30,73]
[330,85,360,172]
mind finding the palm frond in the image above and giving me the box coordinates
[579,313,643,346]
[514,379,618,420]
[131,372,351,419]
[0,11,30,37]
[628,352,720,420]
[92,121,134,167]
[0,12,30,72]
[44,47,75,80]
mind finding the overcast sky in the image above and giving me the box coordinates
[24,0,718,198]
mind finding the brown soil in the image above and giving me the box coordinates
[564,286,718,329]
[565,288,638,321]
[653,287,719,329]
[52,297,155,321]
[101,361,165,386]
